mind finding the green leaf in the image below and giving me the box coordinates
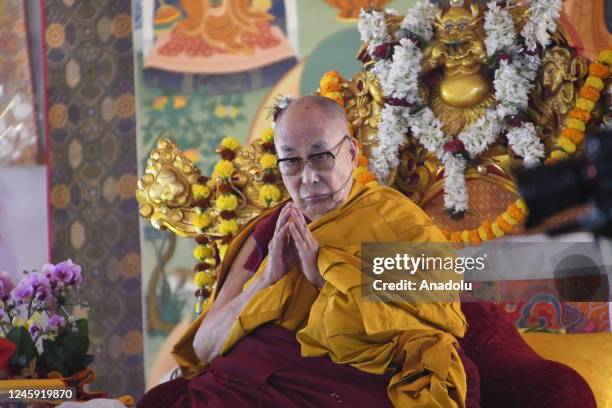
[40,338,65,374]
[6,326,37,368]
[75,319,89,337]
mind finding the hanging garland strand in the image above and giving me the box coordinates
[442,48,611,245]
[357,0,562,217]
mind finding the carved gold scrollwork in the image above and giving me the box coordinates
[136,138,203,238]
[345,71,384,159]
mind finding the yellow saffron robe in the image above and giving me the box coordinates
[173,182,468,407]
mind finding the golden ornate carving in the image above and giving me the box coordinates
[136,139,203,238]
[423,2,495,136]
[345,71,384,158]
[137,137,290,238]
[527,44,589,148]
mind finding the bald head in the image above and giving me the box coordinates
[274,95,349,150]
[273,95,358,221]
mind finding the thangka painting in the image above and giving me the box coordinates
[0,0,40,166]
[133,0,611,390]
[144,0,297,93]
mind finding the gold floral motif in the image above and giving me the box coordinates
[113,14,132,38]
[116,94,136,118]
[51,184,71,209]
[49,104,68,129]
[46,23,65,48]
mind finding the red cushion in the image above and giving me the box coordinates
[460,302,596,408]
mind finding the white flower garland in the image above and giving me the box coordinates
[358,9,389,54]
[441,152,468,213]
[484,1,517,57]
[371,105,411,178]
[506,122,546,168]
[399,0,439,42]
[359,0,558,215]
[372,38,423,103]
[521,0,564,52]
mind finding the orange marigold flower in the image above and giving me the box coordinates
[356,172,376,185]
[588,62,609,79]
[481,221,494,240]
[507,205,524,221]
[579,86,600,102]
[561,127,585,144]
[469,230,482,244]
[450,231,463,242]
[497,217,513,233]
[568,108,590,123]
[325,91,345,107]
[322,82,342,94]
[357,155,369,166]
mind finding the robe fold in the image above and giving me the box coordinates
[172,182,468,407]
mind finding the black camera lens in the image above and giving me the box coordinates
[515,157,595,228]
[514,129,612,232]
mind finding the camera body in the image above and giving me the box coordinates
[515,129,612,238]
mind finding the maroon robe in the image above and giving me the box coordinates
[138,207,480,407]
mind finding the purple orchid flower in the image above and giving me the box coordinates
[11,281,34,304]
[11,272,50,304]
[47,314,65,330]
[49,260,83,289]
[0,271,14,301]
[29,323,42,338]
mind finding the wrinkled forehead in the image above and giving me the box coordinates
[275,112,343,153]
[276,136,330,155]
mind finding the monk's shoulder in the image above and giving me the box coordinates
[364,185,432,222]
[355,185,446,242]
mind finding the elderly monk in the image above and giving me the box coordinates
[138,95,471,408]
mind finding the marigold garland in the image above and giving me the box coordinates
[548,48,610,162]
[257,128,284,208]
[259,184,282,207]
[192,184,211,199]
[220,136,240,151]
[194,271,215,287]
[192,137,247,313]
[442,47,611,245]
[259,153,277,170]
[319,71,379,188]
[218,219,239,235]
[262,128,274,143]
[193,212,212,229]
[214,160,234,178]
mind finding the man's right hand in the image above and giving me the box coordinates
[193,204,297,364]
[261,204,296,286]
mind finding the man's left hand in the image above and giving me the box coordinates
[288,203,325,289]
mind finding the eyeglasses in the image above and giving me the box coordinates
[277,135,349,176]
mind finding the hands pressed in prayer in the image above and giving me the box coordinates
[194,204,299,364]
[288,203,325,289]
[261,204,297,286]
